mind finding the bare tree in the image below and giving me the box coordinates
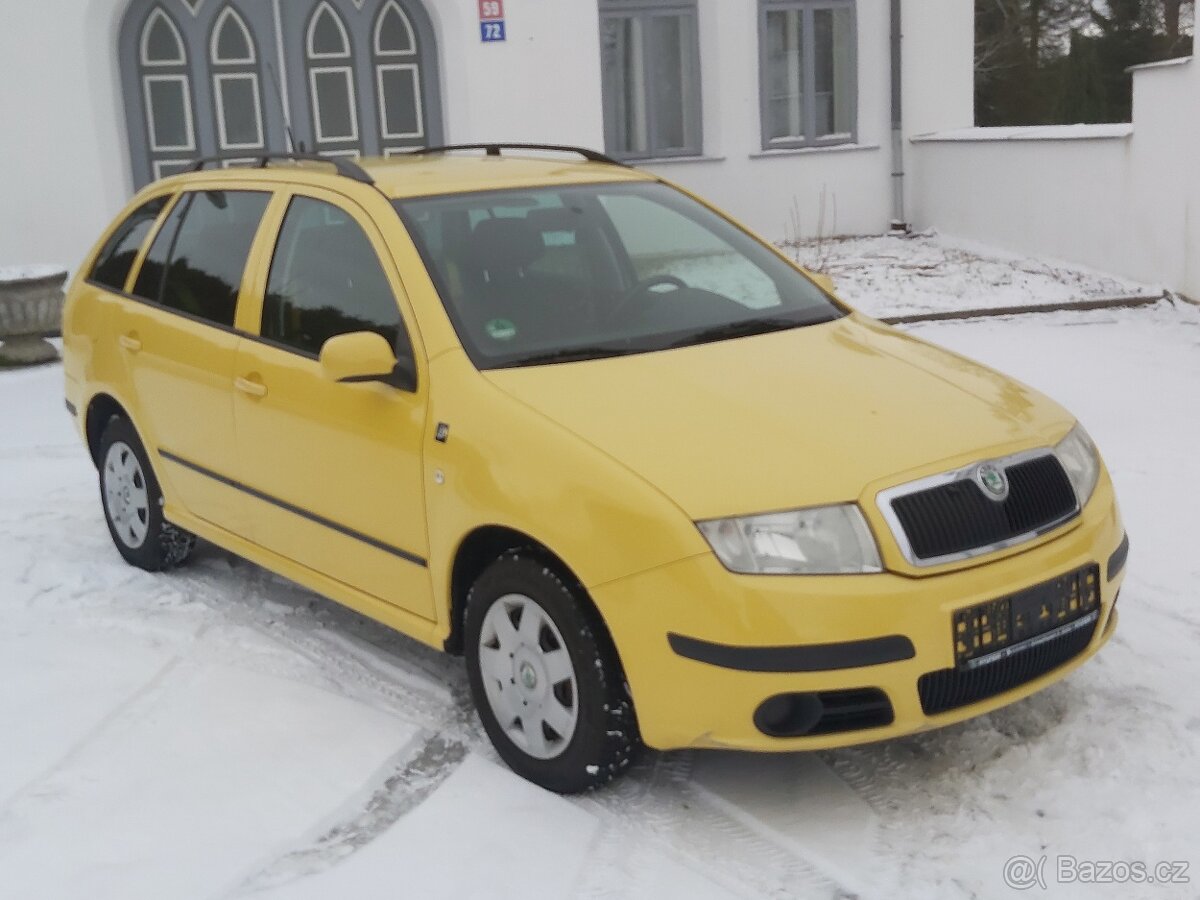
[1161,0,1195,46]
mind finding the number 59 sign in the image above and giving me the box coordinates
[479,0,506,42]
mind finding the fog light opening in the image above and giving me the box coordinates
[754,688,895,737]
[753,693,824,737]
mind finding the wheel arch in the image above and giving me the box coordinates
[84,392,133,468]
[445,525,622,669]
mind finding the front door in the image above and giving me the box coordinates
[121,188,272,534]
[232,188,433,619]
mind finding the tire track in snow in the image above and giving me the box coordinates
[574,753,851,899]
[0,653,189,816]
[231,730,467,895]
[174,552,867,898]
[180,555,857,898]
[170,560,484,891]
[178,559,478,745]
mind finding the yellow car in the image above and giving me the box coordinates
[62,145,1128,793]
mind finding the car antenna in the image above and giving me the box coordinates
[265,61,296,153]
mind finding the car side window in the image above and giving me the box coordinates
[131,190,270,328]
[90,195,169,292]
[262,196,408,358]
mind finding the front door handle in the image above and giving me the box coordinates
[118,333,142,353]
[234,375,268,399]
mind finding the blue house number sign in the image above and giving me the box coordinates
[479,0,506,41]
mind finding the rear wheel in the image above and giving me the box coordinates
[98,416,195,571]
[464,550,640,793]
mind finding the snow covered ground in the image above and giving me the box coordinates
[784,232,1163,319]
[3,298,1199,899]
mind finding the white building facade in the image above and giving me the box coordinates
[0,0,972,271]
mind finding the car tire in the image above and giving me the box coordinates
[464,549,641,793]
[98,415,196,572]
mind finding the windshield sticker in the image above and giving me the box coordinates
[486,318,518,341]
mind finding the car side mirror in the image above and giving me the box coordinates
[804,270,836,294]
[319,331,414,391]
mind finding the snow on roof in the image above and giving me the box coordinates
[0,264,68,283]
[1126,55,1192,73]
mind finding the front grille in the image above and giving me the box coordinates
[889,453,1077,563]
[918,616,1098,715]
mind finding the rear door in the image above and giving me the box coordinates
[121,187,272,533]
[231,187,434,620]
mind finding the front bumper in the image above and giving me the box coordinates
[592,476,1126,751]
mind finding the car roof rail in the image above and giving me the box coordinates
[190,153,375,185]
[403,143,630,168]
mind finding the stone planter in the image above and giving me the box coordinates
[0,268,67,366]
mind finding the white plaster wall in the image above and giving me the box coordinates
[0,0,976,267]
[911,58,1200,297]
[641,0,894,242]
[898,0,974,225]
[427,0,605,148]
[901,0,974,136]
[1125,60,1200,294]
[0,0,131,271]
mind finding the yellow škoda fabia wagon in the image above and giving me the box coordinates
[63,146,1128,793]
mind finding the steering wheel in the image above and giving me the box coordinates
[607,274,687,323]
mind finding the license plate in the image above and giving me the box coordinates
[953,564,1100,668]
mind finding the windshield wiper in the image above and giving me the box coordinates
[508,345,639,367]
[668,316,801,349]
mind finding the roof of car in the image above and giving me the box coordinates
[159,150,655,200]
[366,152,656,199]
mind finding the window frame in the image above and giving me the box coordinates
[757,0,858,152]
[598,0,703,162]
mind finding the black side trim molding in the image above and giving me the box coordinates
[64,399,77,417]
[158,449,427,568]
[1107,532,1129,581]
[667,632,916,673]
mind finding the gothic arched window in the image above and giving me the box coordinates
[209,6,265,160]
[119,0,444,185]
[138,6,197,179]
[305,2,360,153]
[373,0,425,154]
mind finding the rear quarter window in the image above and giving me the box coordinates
[89,196,170,292]
[132,190,270,327]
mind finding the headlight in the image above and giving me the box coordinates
[1054,423,1100,507]
[697,504,882,575]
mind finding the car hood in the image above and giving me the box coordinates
[483,315,1075,520]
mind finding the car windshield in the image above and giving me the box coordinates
[394,181,844,369]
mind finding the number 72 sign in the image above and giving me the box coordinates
[479,0,506,42]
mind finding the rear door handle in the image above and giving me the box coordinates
[118,334,142,353]
[234,376,268,399]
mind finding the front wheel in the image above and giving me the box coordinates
[464,550,640,793]
[98,416,196,572]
